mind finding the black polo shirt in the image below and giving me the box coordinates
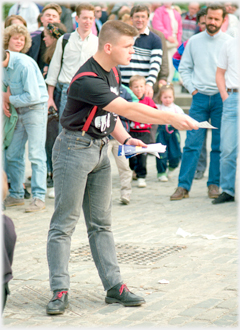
[61,57,120,138]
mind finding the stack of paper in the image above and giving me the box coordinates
[118,143,166,159]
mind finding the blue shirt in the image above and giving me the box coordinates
[3,51,48,108]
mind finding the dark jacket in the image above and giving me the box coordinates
[27,30,43,62]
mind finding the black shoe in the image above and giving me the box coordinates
[212,192,235,204]
[105,283,146,307]
[24,188,31,199]
[46,290,69,315]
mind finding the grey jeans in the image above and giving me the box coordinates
[47,129,122,292]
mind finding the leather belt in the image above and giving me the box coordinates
[227,88,238,93]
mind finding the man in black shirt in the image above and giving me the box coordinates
[46,20,198,315]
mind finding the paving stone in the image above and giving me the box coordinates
[195,308,230,321]
[213,314,239,326]
[168,316,190,325]
[193,298,222,309]
[179,307,205,317]
[216,298,238,310]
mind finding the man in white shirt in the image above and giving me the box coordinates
[45,3,98,132]
[213,37,239,204]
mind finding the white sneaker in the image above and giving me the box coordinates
[167,167,176,179]
[138,178,146,188]
[120,196,130,205]
[158,175,168,182]
[48,188,55,199]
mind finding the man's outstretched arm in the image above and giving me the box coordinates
[104,97,199,131]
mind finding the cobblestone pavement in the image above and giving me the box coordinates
[2,131,238,328]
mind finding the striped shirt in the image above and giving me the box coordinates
[119,27,162,87]
[181,13,197,43]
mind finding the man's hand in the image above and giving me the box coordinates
[145,84,153,98]
[192,89,198,95]
[48,97,57,111]
[171,113,199,131]
[3,102,11,117]
[221,91,229,102]
[126,138,147,147]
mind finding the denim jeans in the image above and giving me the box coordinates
[178,92,222,191]
[58,83,69,133]
[220,92,239,196]
[6,103,48,201]
[47,129,122,292]
[156,125,181,174]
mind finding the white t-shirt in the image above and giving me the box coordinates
[157,103,184,114]
[217,37,239,89]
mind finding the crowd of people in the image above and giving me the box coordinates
[2,1,238,315]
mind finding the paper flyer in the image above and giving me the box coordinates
[197,121,217,129]
[118,143,166,159]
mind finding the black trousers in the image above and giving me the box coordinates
[129,131,151,178]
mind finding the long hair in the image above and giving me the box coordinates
[43,22,67,64]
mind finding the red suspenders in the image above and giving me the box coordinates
[68,67,119,136]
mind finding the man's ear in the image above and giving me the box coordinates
[104,43,112,54]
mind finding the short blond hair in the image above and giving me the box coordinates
[129,75,146,88]
[3,24,32,54]
[76,3,95,16]
[42,3,62,17]
[98,20,138,51]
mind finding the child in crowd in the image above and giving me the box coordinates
[128,75,158,188]
[155,83,184,182]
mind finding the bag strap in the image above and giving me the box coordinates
[68,67,119,136]
[112,66,119,84]
[61,33,71,67]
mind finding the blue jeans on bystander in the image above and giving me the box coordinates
[6,103,48,201]
[220,92,238,196]
[178,92,222,191]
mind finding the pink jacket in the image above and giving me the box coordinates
[152,6,182,46]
